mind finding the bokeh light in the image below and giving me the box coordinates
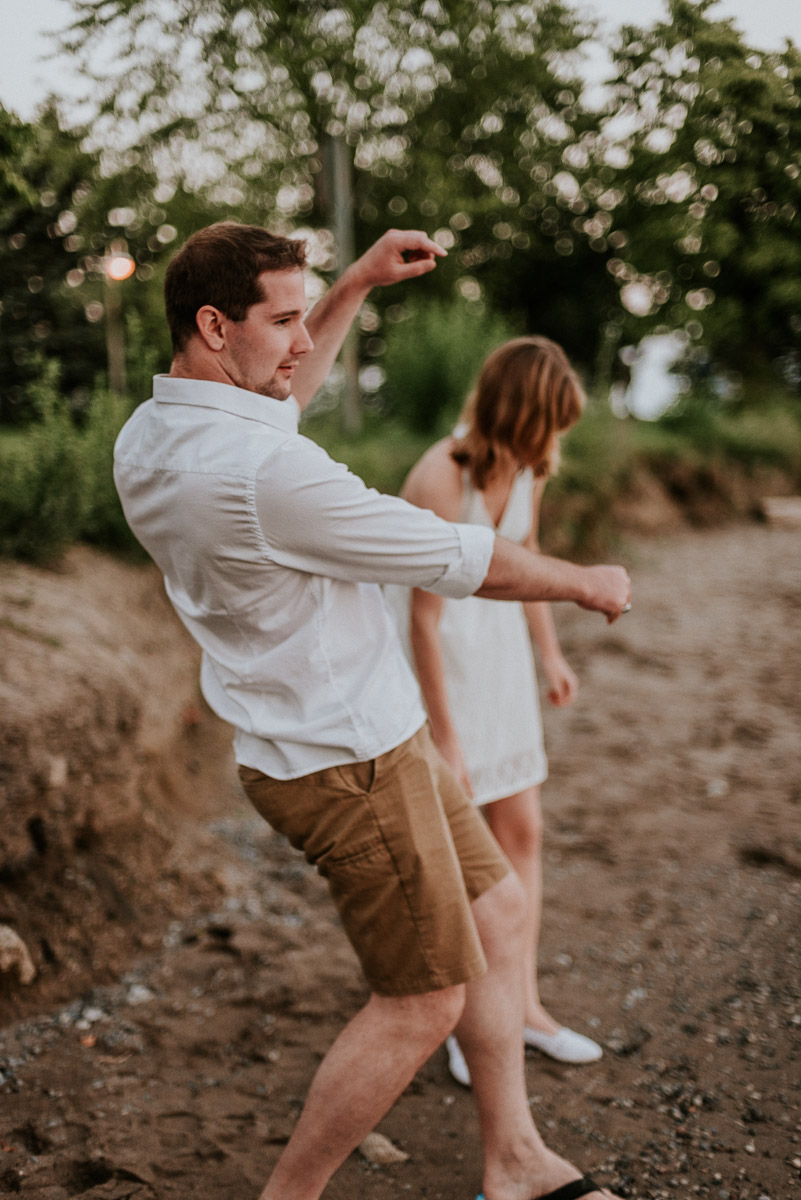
[105,254,136,281]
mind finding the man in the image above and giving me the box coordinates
[114,221,630,1200]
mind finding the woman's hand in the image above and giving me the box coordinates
[433,729,474,799]
[542,652,579,707]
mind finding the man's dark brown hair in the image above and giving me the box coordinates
[164,222,308,352]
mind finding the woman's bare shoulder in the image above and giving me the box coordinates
[402,437,463,520]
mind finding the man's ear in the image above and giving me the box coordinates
[195,305,227,351]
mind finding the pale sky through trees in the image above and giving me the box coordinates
[3,0,801,123]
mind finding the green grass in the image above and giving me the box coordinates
[0,428,28,448]
[654,400,801,472]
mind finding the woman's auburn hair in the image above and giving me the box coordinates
[451,335,586,490]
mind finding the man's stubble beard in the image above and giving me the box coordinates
[259,374,292,401]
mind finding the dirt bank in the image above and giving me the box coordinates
[1,524,800,1200]
[0,547,238,1024]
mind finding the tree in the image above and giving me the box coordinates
[64,1,604,384]
[64,0,801,401]
[344,2,613,368]
[600,0,801,386]
[0,99,243,422]
[0,104,108,421]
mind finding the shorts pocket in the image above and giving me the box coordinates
[314,831,392,880]
[330,758,376,796]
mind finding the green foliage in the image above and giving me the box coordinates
[0,103,220,425]
[64,0,610,368]
[0,104,106,421]
[79,386,137,550]
[0,361,88,560]
[540,384,801,556]
[27,0,801,396]
[123,308,162,409]
[0,360,139,563]
[539,399,636,557]
[644,391,801,474]
[0,107,35,208]
[379,299,519,434]
[63,1,594,220]
[602,0,801,381]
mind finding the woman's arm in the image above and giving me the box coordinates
[409,588,473,795]
[522,479,579,708]
[403,441,473,794]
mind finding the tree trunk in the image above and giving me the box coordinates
[324,134,362,434]
[104,279,126,397]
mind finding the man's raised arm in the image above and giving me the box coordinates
[291,229,446,410]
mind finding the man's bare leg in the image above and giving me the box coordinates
[455,873,622,1200]
[259,983,464,1200]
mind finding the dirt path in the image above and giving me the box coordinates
[1,524,800,1200]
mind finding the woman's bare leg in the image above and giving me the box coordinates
[485,785,559,1033]
[456,873,620,1200]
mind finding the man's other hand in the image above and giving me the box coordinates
[348,229,447,290]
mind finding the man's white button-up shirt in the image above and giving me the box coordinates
[114,376,495,779]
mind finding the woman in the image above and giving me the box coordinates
[396,335,602,1085]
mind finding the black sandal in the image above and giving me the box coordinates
[536,1178,605,1200]
[477,1176,605,1200]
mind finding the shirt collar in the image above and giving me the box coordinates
[152,374,300,434]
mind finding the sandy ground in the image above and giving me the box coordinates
[0,523,800,1200]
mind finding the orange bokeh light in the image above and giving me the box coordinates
[105,254,136,281]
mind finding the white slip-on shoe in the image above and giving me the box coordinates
[445,1034,472,1087]
[523,1025,603,1063]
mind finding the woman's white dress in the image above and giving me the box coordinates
[388,465,548,807]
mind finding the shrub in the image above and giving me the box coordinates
[0,362,141,562]
[80,386,140,551]
[653,395,801,475]
[541,398,637,558]
[380,299,519,434]
[0,362,88,562]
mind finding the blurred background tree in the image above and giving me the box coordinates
[0,103,107,423]
[62,0,609,419]
[599,0,801,392]
[60,0,799,411]
[0,101,247,424]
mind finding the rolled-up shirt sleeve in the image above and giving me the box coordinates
[253,436,495,598]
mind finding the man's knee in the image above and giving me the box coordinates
[371,982,465,1046]
[422,982,466,1038]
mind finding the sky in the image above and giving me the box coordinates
[3,0,801,123]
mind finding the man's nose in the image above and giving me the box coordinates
[294,323,314,355]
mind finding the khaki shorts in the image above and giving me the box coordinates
[237,725,510,996]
